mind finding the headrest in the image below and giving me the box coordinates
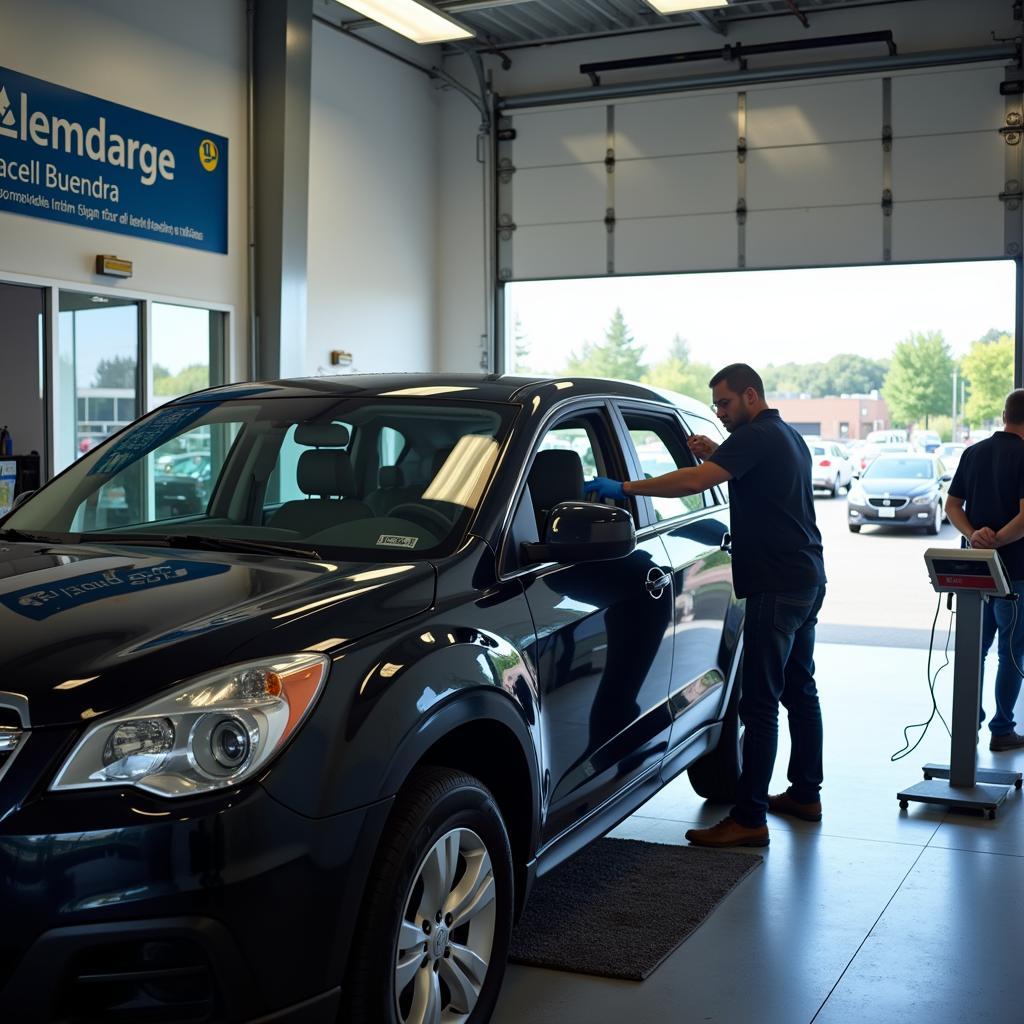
[297,448,355,497]
[378,465,404,489]
[528,449,584,510]
[295,422,350,447]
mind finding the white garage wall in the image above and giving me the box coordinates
[437,0,1020,370]
[307,22,441,376]
[0,0,247,324]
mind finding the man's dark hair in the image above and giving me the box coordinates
[709,363,765,400]
[1005,389,1024,426]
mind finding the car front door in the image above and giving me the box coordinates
[616,404,738,764]
[504,404,675,846]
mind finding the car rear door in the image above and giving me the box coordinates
[614,403,738,763]
[502,402,675,846]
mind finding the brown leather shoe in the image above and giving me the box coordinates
[990,731,1024,752]
[685,817,769,848]
[768,791,822,822]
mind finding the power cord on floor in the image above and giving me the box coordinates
[891,591,955,762]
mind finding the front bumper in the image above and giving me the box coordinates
[848,502,936,527]
[1,736,393,1023]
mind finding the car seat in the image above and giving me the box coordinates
[526,449,585,536]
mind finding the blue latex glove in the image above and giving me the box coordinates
[585,476,626,501]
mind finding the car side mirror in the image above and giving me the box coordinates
[852,470,860,479]
[941,474,952,483]
[521,501,636,565]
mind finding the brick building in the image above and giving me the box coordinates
[770,395,891,440]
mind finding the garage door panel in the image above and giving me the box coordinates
[892,65,1006,137]
[746,205,880,267]
[894,133,1005,202]
[513,106,608,168]
[747,78,881,148]
[616,214,736,275]
[514,164,607,225]
[747,142,879,210]
[892,198,1005,261]
[615,92,737,159]
[513,223,608,279]
[616,153,737,219]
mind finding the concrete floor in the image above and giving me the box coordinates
[492,642,1024,1024]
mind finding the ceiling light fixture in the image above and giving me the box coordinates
[644,0,729,12]
[336,0,474,44]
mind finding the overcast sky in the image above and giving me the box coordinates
[507,260,1019,375]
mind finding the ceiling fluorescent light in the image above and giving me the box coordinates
[644,0,729,12]
[337,0,474,44]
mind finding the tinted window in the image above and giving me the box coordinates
[623,412,705,520]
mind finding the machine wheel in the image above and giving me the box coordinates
[899,799,909,810]
[688,654,743,802]
[342,767,514,1024]
[848,524,861,533]
[927,502,941,535]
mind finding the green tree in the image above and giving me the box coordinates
[819,353,889,396]
[153,364,210,397]
[564,307,646,380]
[92,355,137,389]
[961,333,1013,425]
[884,331,956,428]
[643,335,714,399]
[512,314,530,373]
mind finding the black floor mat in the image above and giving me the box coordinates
[509,837,763,981]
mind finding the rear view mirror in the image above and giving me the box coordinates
[521,501,636,565]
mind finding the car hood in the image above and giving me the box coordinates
[0,541,435,726]
[857,477,938,498]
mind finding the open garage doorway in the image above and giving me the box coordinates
[504,259,1019,648]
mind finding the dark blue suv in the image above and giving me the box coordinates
[0,374,743,1024]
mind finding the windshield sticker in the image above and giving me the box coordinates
[0,559,229,621]
[88,404,213,477]
[377,534,418,549]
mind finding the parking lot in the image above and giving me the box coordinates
[812,489,961,648]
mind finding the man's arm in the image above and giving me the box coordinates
[623,460,731,499]
[945,494,996,549]
[995,499,1024,548]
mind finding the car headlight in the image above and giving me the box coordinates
[912,495,933,506]
[50,653,330,797]
[847,487,866,505]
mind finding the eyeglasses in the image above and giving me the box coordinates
[710,397,735,412]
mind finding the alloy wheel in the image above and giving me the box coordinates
[394,827,497,1024]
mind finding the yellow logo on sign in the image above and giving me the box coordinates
[198,139,219,172]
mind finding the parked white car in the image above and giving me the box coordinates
[806,439,854,497]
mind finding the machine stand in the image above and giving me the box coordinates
[900,559,1017,819]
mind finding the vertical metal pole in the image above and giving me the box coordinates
[952,366,958,443]
[950,590,984,787]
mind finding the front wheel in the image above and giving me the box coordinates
[848,524,861,533]
[688,654,743,802]
[927,503,941,535]
[342,767,514,1024]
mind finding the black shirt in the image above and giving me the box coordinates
[709,409,826,598]
[948,431,1024,579]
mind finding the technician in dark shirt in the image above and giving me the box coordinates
[586,363,827,847]
[945,388,1024,752]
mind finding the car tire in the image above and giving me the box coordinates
[688,654,743,802]
[848,524,861,533]
[927,502,941,535]
[342,767,514,1024]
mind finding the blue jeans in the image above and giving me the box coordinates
[980,582,1024,737]
[731,585,827,828]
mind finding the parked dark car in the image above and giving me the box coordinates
[846,452,951,534]
[0,374,743,1024]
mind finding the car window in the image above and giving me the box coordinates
[622,412,706,520]
[538,425,598,479]
[862,457,934,480]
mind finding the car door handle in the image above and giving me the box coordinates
[720,532,732,553]
[645,567,672,597]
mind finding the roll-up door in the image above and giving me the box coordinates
[496,63,1023,281]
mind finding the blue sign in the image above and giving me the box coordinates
[0,65,227,253]
[0,560,231,621]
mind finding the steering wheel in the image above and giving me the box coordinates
[387,502,453,537]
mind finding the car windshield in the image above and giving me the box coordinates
[862,457,934,480]
[2,394,517,561]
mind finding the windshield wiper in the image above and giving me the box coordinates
[0,528,70,544]
[78,532,321,560]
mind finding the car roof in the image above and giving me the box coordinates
[163,373,713,417]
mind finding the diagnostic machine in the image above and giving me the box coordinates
[899,549,1023,818]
